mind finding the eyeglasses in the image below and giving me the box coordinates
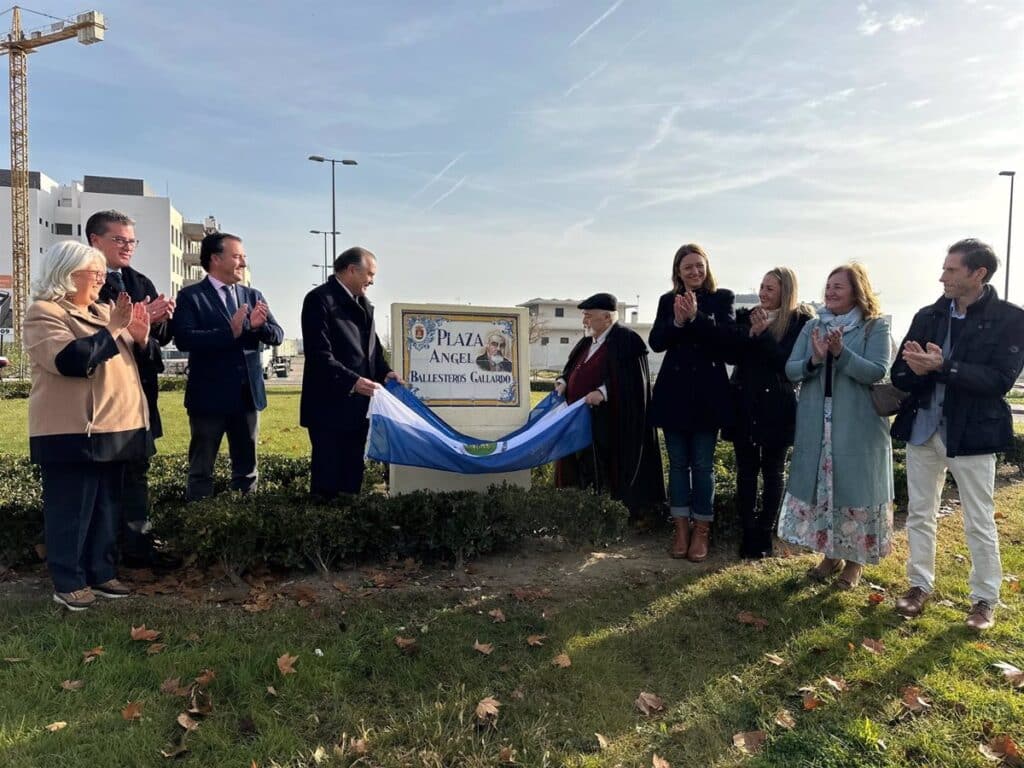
[71,269,106,282]
[105,235,140,248]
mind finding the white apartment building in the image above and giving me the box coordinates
[0,171,225,311]
[518,297,664,376]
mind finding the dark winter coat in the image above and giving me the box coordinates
[890,286,1024,457]
[648,288,735,433]
[721,307,813,447]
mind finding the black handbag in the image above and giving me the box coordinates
[870,382,909,417]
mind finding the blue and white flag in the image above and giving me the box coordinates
[366,381,592,474]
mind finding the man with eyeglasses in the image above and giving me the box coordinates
[87,209,180,570]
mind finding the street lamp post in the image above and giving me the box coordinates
[308,155,357,259]
[310,229,340,283]
[999,171,1015,302]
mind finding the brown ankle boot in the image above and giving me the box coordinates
[670,518,690,559]
[687,521,711,562]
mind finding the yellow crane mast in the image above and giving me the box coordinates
[1,6,104,343]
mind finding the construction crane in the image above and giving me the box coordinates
[0,6,105,350]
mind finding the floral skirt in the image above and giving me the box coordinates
[777,399,893,565]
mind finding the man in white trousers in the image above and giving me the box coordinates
[889,238,1024,630]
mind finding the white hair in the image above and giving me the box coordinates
[608,310,619,324]
[32,240,105,301]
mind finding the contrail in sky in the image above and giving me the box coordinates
[408,152,466,201]
[422,176,467,213]
[569,0,626,47]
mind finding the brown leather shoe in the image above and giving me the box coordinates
[894,586,930,618]
[835,561,863,591]
[965,600,995,631]
[670,518,690,559]
[806,557,844,583]
[687,521,711,562]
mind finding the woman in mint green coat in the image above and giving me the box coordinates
[778,264,894,589]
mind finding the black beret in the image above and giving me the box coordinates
[577,292,617,311]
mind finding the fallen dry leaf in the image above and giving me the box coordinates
[194,669,216,686]
[276,653,298,675]
[475,696,501,724]
[160,677,189,697]
[185,632,201,643]
[186,685,212,716]
[45,721,67,732]
[121,701,143,721]
[733,730,767,755]
[551,653,572,668]
[498,745,516,764]
[979,734,1022,765]
[394,635,418,655]
[130,625,161,642]
[595,732,609,750]
[266,686,278,697]
[861,638,886,655]
[332,580,351,594]
[510,687,525,700]
[160,739,189,759]
[526,634,547,647]
[764,653,786,666]
[775,709,796,729]
[652,754,671,768]
[824,675,849,693]
[993,662,1024,688]
[176,713,200,731]
[60,680,84,692]
[473,640,495,656]
[82,646,104,664]
[802,691,823,710]
[901,685,932,713]
[511,587,550,602]
[635,691,665,716]
[737,611,769,630]
[867,592,885,605]
[488,608,507,623]
[146,643,167,656]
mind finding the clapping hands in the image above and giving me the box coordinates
[673,290,698,325]
[902,340,943,375]
[749,307,770,336]
[127,301,150,346]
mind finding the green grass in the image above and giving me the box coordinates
[1,486,1022,767]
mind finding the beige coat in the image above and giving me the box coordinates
[23,298,148,461]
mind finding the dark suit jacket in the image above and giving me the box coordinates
[300,278,391,430]
[172,277,284,415]
[99,266,173,438]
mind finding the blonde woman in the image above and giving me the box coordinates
[721,268,814,558]
[779,264,894,588]
[23,240,150,610]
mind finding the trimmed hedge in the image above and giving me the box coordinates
[0,454,627,571]
[0,376,188,399]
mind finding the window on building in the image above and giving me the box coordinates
[77,224,82,236]
[540,337,550,346]
[560,337,570,344]
[555,307,564,317]
[52,223,73,235]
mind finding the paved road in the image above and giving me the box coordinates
[266,355,303,388]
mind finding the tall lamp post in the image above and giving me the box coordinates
[310,229,339,283]
[999,170,1015,302]
[308,155,357,259]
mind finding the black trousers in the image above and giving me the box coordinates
[733,439,788,556]
[186,410,259,501]
[308,423,368,498]
[40,462,124,593]
[120,457,151,557]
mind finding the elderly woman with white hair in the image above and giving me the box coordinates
[23,240,150,610]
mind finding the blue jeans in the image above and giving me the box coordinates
[664,429,717,522]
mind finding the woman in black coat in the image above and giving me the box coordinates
[721,267,813,559]
[649,243,735,562]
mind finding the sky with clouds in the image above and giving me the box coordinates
[15,0,1024,340]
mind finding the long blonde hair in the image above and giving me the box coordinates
[827,263,883,320]
[763,266,802,340]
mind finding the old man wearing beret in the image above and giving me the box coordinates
[554,293,665,521]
